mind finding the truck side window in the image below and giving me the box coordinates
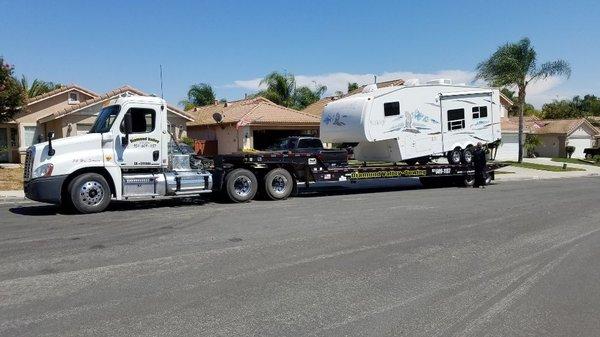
[447,108,465,130]
[472,106,488,119]
[384,102,400,117]
[121,108,156,133]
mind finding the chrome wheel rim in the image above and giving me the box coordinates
[233,176,252,197]
[79,180,105,207]
[271,175,288,194]
[464,151,472,162]
[452,151,461,163]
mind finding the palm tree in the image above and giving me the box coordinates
[476,38,571,162]
[20,76,62,98]
[179,83,216,110]
[347,82,359,93]
[293,84,327,110]
[258,71,296,107]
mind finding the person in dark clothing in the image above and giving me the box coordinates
[473,142,487,188]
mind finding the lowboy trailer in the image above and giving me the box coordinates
[23,93,506,213]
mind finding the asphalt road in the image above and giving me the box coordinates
[1,177,600,337]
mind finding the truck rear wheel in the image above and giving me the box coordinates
[264,168,294,200]
[225,168,258,202]
[68,173,111,213]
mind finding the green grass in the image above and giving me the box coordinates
[551,157,600,166]
[506,161,585,172]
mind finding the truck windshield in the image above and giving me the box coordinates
[89,105,121,133]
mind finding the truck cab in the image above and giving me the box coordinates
[23,94,212,213]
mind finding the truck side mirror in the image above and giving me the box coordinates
[47,131,55,156]
[122,112,132,146]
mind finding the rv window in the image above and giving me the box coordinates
[384,102,400,117]
[472,106,488,119]
[447,108,465,131]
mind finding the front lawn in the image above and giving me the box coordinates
[506,161,585,172]
[0,167,24,190]
[551,157,600,166]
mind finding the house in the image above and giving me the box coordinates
[0,85,191,163]
[530,119,599,158]
[187,97,320,154]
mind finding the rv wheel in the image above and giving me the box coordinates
[447,149,462,165]
[462,147,474,164]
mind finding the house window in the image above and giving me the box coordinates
[23,126,37,146]
[472,106,488,119]
[68,91,79,104]
[10,128,18,147]
[384,102,400,117]
[121,108,156,133]
[447,108,465,130]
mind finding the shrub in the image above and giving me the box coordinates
[180,136,195,147]
[565,145,575,158]
[524,134,541,158]
[593,155,600,164]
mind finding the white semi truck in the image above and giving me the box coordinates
[24,92,505,213]
[320,81,502,165]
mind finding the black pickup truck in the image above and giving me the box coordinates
[267,137,348,166]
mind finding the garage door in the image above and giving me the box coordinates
[495,133,520,161]
[566,137,592,158]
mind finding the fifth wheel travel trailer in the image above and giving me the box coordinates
[320,81,502,165]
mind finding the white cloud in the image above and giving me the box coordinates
[226,70,567,107]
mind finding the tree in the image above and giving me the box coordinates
[0,57,26,122]
[293,84,327,110]
[258,72,296,107]
[476,38,571,162]
[347,82,359,93]
[524,134,542,158]
[541,94,600,119]
[179,83,215,110]
[257,71,327,109]
[19,76,61,98]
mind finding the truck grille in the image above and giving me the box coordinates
[23,148,34,181]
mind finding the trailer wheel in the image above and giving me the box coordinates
[263,168,294,200]
[68,173,111,213]
[461,147,474,164]
[447,148,462,165]
[485,172,493,185]
[225,168,258,202]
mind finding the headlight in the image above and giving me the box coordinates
[32,163,54,179]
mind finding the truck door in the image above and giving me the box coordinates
[114,105,163,168]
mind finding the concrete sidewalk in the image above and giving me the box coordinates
[0,190,26,202]
[495,157,600,181]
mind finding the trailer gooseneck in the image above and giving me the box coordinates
[23,94,505,213]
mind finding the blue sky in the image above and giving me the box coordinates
[2,0,599,107]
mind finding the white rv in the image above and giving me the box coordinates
[320,81,502,164]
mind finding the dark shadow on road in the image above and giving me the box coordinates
[9,196,213,216]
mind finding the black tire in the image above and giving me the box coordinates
[462,147,474,164]
[417,157,430,165]
[485,172,493,185]
[404,159,418,166]
[447,148,462,165]
[463,175,475,187]
[68,173,111,213]
[225,168,258,203]
[263,168,294,200]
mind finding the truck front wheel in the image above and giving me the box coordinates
[264,168,294,200]
[68,173,111,213]
[225,168,258,202]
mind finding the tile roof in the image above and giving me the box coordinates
[501,117,600,136]
[27,84,99,105]
[38,85,193,123]
[189,96,320,127]
[532,118,599,135]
